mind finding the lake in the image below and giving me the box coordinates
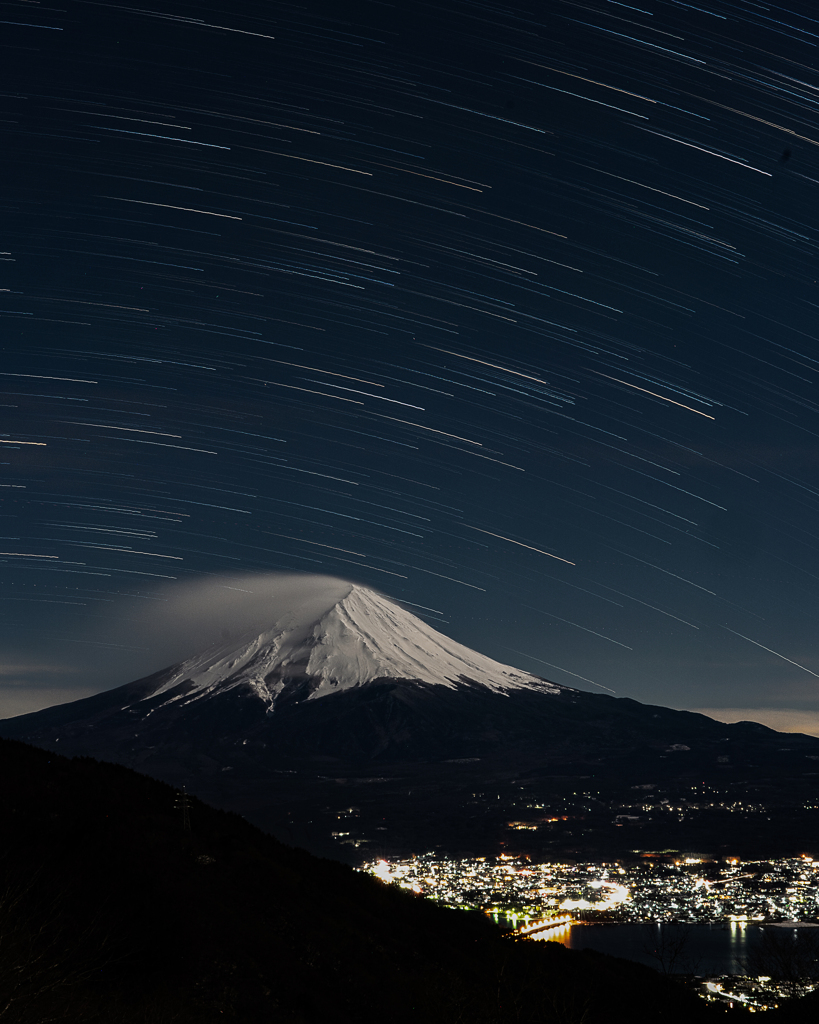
[529,920,819,975]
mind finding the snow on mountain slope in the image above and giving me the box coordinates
[146,583,558,709]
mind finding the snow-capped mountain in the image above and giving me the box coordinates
[0,579,567,772]
[148,583,558,710]
[3,577,819,864]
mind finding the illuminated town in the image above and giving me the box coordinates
[363,852,819,926]
[362,853,819,1010]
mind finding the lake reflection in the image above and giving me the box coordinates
[532,921,802,975]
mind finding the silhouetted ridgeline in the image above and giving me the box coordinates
[3,736,815,1023]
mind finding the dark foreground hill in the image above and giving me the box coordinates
[0,737,761,1024]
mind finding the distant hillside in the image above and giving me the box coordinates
[5,673,819,864]
[0,737,750,1024]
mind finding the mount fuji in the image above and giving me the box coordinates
[2,580,818,861]
[124,581,560,707]
[0,582,565,766]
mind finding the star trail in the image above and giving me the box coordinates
[2,0,819,733]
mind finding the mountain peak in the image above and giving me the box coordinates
[143,581,558,709]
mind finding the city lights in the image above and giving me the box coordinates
[363,854,819,927]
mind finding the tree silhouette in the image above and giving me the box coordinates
[642,923,702,976]
[0,867,109,1023]
[742,927,819,1001]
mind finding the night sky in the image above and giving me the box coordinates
[2,0,819,734]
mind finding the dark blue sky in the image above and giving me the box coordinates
[2,0,819,733]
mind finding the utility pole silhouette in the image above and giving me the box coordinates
[175,786,191,832]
